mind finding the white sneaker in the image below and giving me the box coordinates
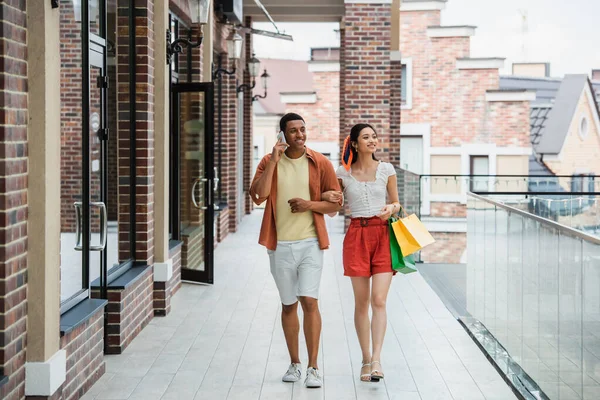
[282,363,302,382]
[305,367,323,388]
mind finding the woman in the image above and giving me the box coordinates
[323,123,401,382]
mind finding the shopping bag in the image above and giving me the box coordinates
[388,217,417,274]
[390,210,435,257]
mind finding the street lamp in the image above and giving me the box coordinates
[236,53,261,93]
[252,69,270,102]
[166,0,212,65]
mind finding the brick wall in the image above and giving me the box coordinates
[420,232,466,264]
[0,0,28,398]
[216,207,230,243]
[153,245,182,316]
[59,308,105,400]
[430,202,467,218]
[285,71,340,144]
[400,9,530,148]
[243,16,254,215]
[117,0,155,264]
[97,267,154,354]
[341,3,396,162]
[214,21,244,235]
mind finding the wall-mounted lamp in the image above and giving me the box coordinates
[166,0,212,65]
[252,69,270,102]
[236,53,261,93]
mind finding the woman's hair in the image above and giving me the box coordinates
[348,123,378,164]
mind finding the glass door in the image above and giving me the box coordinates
[60,0,111,312]
[170,83,215,283]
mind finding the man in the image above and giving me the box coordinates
[250,113,342,388]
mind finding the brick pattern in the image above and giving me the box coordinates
[95,267,154,354]
[243,16,254,216]
[0,0,28,398]
[214,21,244,236]
[420,232,466,264]
[216,207,230,244]
[58,308,105,400]
[117,0,155,264]
[400,9,530,148]
[107,64,118,221]
[430,202,467,218]
[153,245,182,316]
[341,3,394,162]
[285,71,340,144]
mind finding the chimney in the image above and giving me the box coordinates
[592,69,600,81]
[512,62,550,78]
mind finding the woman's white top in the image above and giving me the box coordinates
[336,161,396,218]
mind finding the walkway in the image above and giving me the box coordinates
[83,212,516,400]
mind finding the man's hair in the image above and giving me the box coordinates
[279,113,305,133]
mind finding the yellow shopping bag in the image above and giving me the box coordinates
[390,212,435,257]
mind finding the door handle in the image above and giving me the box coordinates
[74,202,83,251]
[90,202,107,251]
[73,202,107,251]
[191,178,208,209]
[213,167,220,192]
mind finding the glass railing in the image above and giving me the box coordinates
[466,192,600,400]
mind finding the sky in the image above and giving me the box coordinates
[252,0,600,78]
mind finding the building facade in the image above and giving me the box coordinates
[0,0,403,399]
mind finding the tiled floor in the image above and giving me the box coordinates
[83,211,517,400]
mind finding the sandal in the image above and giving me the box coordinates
[360,362,371,382]
[371,361,384,382]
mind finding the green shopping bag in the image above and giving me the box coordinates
[389,216,417,274]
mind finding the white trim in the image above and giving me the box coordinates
[456,58,505,70]
[422,217,467,233]
[390,50,402,61]
[401,57,413,110]
[429,146,532,156]
[485,91,536,102]
[154,259,173,282]
[308,62,340,73]
[427,26,476,38]
[280,93,317,104]
[400,0,446,11]
[25,350,67,396]
[400,123,431,215]
[346,0,392,3]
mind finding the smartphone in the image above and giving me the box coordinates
[277,131,287,144]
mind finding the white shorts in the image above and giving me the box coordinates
[267,238,324,306]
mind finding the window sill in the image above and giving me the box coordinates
[169,240,183,251]
[91,264,151,290]
[60,298,108,337]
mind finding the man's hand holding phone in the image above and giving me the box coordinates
[271,132,289,164]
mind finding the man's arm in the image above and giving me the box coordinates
[289,159,343,215]
[249,139,289,205]
[249,156,276,205]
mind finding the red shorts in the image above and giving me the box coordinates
[343,217,395,277]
